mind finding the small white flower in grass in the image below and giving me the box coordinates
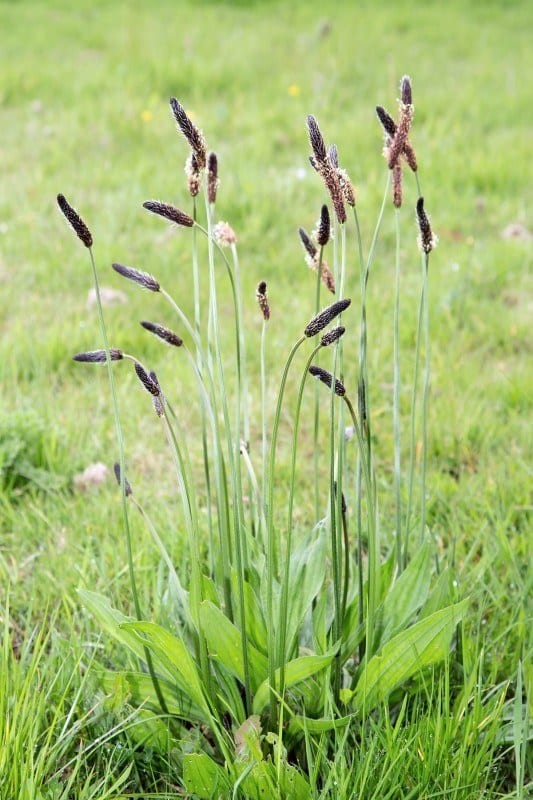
[213,221,237,247]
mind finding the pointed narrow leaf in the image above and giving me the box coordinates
[253,649,337,714]
[288,714,353,734]
[183,753,231,798]
[355,599,468,710]
[377,540,432,648]
[199,601,268,692]
[121,620,209,716]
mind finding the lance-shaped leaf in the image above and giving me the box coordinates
[253,648,337,715]
[354,599,468,711]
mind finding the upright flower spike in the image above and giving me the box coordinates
[57,194,93,248]
[416,197,438,254]
[306,115,346,224]
[387,103,414,170]
[256,281,270,321]
[169,97,207,169]
[315,204,331,247]
[392,162,403,208]
[207,152,219,204]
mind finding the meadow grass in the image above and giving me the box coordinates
[0,0,531,797]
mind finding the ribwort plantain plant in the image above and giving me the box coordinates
[58,79,466,796]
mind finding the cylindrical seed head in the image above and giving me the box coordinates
[169,97,207,168]
[400,75,413,106]
[299,227,317,260]
[416,197,438,254]
[320,326,345,347]
[73,349,123,363]
[207,152,219,204]
[143,200,194,227]
[307,115,327,163]
[375,106,397,139]
[392,162,403,208]
[316,204,330,247]
[112,262,160,292]
[256,281,270,321]
[309,365,346,396]
[185,152,201,198]
[387,103,414,170]
[140,321,183,347]
[57,193,93,248]
[134,361,160,396]
[304,298,351,337]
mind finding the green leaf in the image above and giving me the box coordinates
[199,601,268,692]
[253,649,336,714]
[288,714,353,734]
[354,599,468,711]
[120,620,210,717]
[376,540,432,649]
[285,524,327,655]
[79,589,146,662]
[183,753,231,799]
[231,573,268,655]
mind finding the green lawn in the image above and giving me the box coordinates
[0,0,531,797]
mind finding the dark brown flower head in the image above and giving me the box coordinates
[140,321,183,347]
[392,162,403,208]
[307,115,327,163]
[207,152,219,204]
[113,462,132,496]
[143,200,194,228]
[304,298,351,337]
[185,152,201,198]
[73,349,123,363]
[400,75,412,106]
[57,193,93,248]
[416,197,438,254]
[112,262,160,292]
[309,365,346,396]
[316,204,330,247]
[134,361,160,396]
[375,106,397,139]
[299,227,317,261]
[169,97,207,168]
[320,326,345,347]
[402,141,418,172]
[387,102,414,170]
[256,281,270,321]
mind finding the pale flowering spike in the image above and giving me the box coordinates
[387,103,414,170]
[392,162,403,208]
[112,262,160,292]
[213,221,237,247]
[185,152,201,198]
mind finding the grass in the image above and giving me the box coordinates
[0,0,531,797]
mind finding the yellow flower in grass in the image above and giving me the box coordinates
[288,84,301,97]
[141,109,153,123]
